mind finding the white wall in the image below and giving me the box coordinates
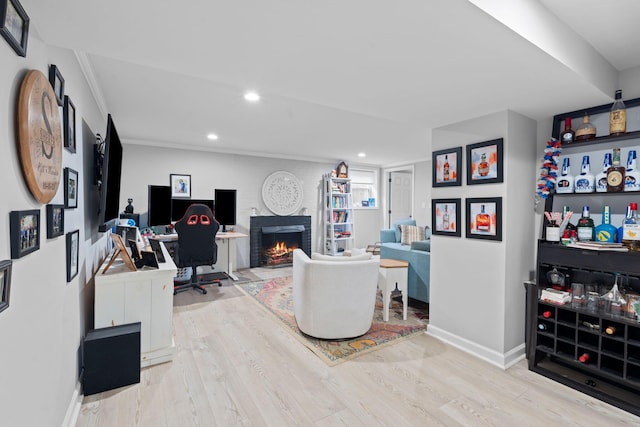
[428,110,537,368]
[0,39,107,426]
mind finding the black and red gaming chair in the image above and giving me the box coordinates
[173,203,221,294]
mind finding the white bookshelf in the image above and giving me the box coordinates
[323,173,355,255]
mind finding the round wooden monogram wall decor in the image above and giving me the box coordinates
[17,70,63,203]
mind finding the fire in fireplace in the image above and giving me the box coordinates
[261,225,304,268]
[263,240,298,267]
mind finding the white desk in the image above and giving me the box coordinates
[155,231,248,280]
[94,242,177,367]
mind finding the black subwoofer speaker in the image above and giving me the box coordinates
[82,322,141,395]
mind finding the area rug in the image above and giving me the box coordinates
[236,276,428,366]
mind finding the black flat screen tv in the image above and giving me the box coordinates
[98,114,123,232]
[170,198,214,222]
[147,185,172,227]
[214,189,237,232]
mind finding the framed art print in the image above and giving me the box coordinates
[0,0,29,57]
[63,95,76,153]
[466,197,502,241]
[170,174,191,198]
[46,204,64,238]
[48,64,64,106]
[66,229,79,282]
[466,138,503,185]
[9,209,40,259]
[431,198,461,237]
[0,259,12,314]
[64,167,78,208]
[432,147,462,187]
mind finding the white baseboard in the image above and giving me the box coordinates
[426,326,525,369]
[62,382,83,427]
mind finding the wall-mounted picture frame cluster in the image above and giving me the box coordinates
[432,138,504,188]
[170,173,191,198]
[431,197,503,241]
[66,230,79,282]
[48,64,64,106]
[64,167,78,208]
[0,0,29,57]
[46,204,64,238]
[63,95,76,153]
[10,209,40,259]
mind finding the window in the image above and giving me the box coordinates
[350,168,378,209]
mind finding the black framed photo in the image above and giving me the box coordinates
[66,229,79,282]
[46,204,64,238]
[0,0,28,57]
[431,198,461,237]
[10,209,40,259]
[64,167,78,208]
[170,173,191,198]
[49,64,65,106]
[63,95,76,153]
[466,138,503,185]
[432,147,462,187]
[0,259,12,314]
[466,197,502,241]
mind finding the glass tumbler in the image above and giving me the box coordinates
[571,283,586,308]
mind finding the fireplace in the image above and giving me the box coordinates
[250,216,311,267]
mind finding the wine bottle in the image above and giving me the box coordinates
[574,155,595,193]
[610,90,626,136]
[577,206,595,242]
[622,202,640,252]
[595,152,612,193]
[595,206,617,243]
[562,205,576,235]
[542,310,552,319]
[606,148,625,192]
[556,158,574,194]
[561,117,575,144]
[442,205,450,230]
[624,149,640,192]
[605,326,617,335]
[579,353,590,363]
[443,155,450,181]
[575,113,597,141]
[537,323,548,331]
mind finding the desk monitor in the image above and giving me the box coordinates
[214,189,236,232]
[147,185,171,227]
[170,198,214,222]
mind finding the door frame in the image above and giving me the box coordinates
[382,165,415,228]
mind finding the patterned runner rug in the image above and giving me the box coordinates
[236,276,429,366]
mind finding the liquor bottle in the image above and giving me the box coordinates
[576,206,595,241]
[579,353,590,363]
[610,89,626,136]
[556,158,574,194]
[622,202,640,251]
[595,205,618,242]
[562,205,577,235]
[476,205,490,232]
[443,155,450,181]
[442,205,450,230]
[574,155,595,193]
[624,149,640,192]
[478,153,490,177]
[561,117,575,144]
[606,148,625,192]
[575,113,597,141]
[595,152,612,193]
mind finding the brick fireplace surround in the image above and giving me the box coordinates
[249,216,312,268]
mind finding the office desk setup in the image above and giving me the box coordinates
[154,231,248,280]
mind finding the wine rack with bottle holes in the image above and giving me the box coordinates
[527,241,640,415]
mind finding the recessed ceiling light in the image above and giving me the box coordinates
[244,91,261,102]
[357,152,366,157]
[207,133,219,141]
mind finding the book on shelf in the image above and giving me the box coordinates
[566,242,629,252]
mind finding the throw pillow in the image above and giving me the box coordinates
[400,224,425,245]
[410,240,431,252]
[393,218,417,242]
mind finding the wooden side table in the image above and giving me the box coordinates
[378,259,409,321]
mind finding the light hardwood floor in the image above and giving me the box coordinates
[76,268,640,426]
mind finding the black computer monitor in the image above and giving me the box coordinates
[214,189,237,232]
[147,185,172,227]
[170,198,214,222]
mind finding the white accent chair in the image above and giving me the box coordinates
[292,249,380,339]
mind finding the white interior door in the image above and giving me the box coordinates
[389,171,413,226]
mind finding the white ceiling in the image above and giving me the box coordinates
[22,0,640,167]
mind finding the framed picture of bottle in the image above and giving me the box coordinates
[432,147,462,187]
[466,197,502,241]
[466,138,503,185]
[431,198,461,237]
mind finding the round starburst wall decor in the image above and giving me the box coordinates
[261,171,303,216]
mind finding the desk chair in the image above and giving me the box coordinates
[173,203,222,295]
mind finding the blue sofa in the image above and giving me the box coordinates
[379,218,430,303]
